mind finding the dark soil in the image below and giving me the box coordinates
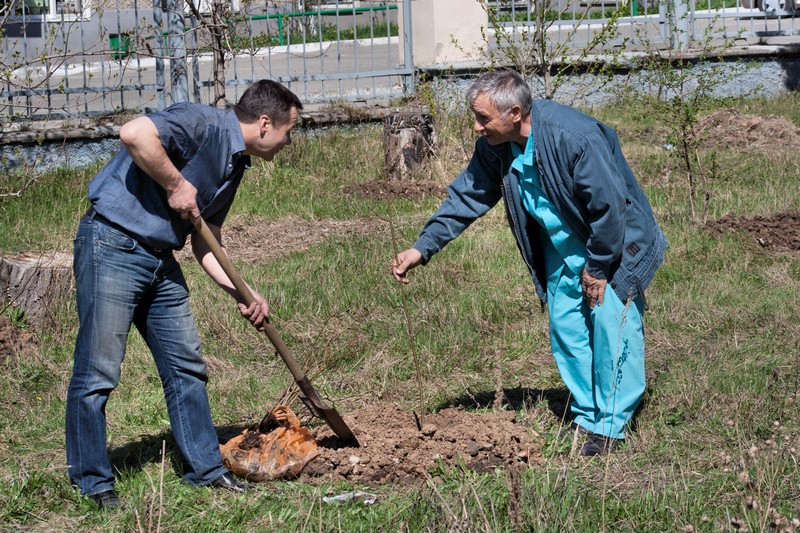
[706,210,800,253]
[177,215,391,263]
[180,180,444,265]
[296,402,544,485]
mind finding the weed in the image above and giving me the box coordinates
[2,306,28,329]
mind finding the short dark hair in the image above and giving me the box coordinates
[234,80,303,126]
[466,70,532,117]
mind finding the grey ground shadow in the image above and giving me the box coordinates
[779,53,800,92]
[437,385,649,433]
[106,423,250,479]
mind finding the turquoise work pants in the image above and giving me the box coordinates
[545,243,646,440]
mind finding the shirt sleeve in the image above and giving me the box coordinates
[413,140,504,263]
[148,103,208,167]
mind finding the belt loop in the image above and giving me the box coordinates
[85,206,97,221]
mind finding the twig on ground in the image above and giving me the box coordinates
[425,474,459,523]
[468,481,493,532]
[0,168,42,198]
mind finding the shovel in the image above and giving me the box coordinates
[193,217,359,447]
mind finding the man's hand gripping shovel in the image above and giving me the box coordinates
[193,216,359,448]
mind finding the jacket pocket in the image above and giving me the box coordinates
[622,198,655,271]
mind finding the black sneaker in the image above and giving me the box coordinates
[558,422,590,442]
[90,490,123,510]
[580,433,621,457]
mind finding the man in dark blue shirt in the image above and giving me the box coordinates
[67,80,302,508]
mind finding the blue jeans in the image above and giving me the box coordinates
[66,215,227,496]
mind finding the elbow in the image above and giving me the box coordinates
[119,121,136,146]
[119,117,156,150]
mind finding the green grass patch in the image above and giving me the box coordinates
[1,94,799,530]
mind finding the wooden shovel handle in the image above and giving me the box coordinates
[193,217,306,382]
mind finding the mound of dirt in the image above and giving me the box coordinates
[341,180,446,201]
[706,210,800,253]
[298,402,544,485]
[699,109,800,152]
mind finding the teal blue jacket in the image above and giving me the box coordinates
[413,99,667,304]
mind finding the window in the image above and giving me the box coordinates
[4,0,90,21]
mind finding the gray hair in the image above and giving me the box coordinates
[466,71,532,116]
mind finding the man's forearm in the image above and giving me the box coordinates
[191,227,241,300]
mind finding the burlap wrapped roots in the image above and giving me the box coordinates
[220,405,320,481]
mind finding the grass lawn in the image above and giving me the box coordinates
[0,93,798,531]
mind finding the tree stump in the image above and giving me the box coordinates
[383,113,435,181]
[0,252,73,330]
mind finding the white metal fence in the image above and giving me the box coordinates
[1,0,413,120]
[1,0,798,122]
[491,0,800,53]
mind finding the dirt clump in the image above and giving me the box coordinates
[342,180,446,201]
[706,211,800,253]
[299,402,544,485]
[699,109,800,153]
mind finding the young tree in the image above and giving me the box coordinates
[626,8,747,222]
[185,0,230,108]
[479,0,626,99]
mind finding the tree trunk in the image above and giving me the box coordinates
[0,252,72,330]
[383,113,435,181]
[212,0,227,108]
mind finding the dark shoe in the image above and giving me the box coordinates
[558,422,590,442]
[90,490,123,510]
[209,472,252,493]
[580,433,621,457]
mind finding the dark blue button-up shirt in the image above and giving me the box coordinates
[88,102,251,250]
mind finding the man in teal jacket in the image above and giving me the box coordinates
[391,70,667,456]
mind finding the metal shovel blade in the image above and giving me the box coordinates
[273,375,359,448]
[260,323,360,447]
[194,217,359,447]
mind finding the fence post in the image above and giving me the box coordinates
[402,0,414,95]
[190,17,201,103]
[167,0,189,103]
[399,0,486,67]
[154,0,166,110]
[667,0,690,50]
